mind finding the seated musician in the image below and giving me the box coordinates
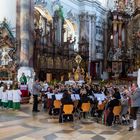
[78,93,91,109]
[48,89,59,115]
[85,85,93,96]
[106,93,121,126]
[72,84,80,94]
[77,91,91,118]
[59,90,74,123]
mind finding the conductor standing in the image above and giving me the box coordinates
[32,78,42,112]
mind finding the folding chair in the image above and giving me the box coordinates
[79,102,91,119]
[61,104,74,123]
[96,103,105,122]
[113,106,122,124]
[52,100,61,116]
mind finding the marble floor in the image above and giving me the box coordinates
[0,104,140,140]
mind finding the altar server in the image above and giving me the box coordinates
[0,82,4,107]
[7,85,13,109]
[13,84,22,110]
[2,84,8,109]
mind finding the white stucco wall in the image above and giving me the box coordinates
[0,0,16,29]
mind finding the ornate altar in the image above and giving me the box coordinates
[0,19,17,82]
[67,55,86,85]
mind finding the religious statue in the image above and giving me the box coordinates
[118,0,125,11]
[74,66,80,81]
[0,47,12,66]
[67,55,85,82]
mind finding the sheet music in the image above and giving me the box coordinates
[94,93,106,101]
[75,94,80,100]
[55,94,63,100]
[71,94,76,101]
[46,93,54,99]
[88,95,94,101]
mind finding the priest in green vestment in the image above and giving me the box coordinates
[20,73,27,85]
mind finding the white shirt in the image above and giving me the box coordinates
[43,83,48,91]
[0,87,3,99]
[13,89,22,102]
[7,90,13,100]
[2,91,8,102]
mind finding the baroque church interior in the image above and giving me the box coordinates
[0,0,140,140]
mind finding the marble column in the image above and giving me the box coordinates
[112,17,118,48]
[79,13,89,42]
[16,0,20,59]
[20,0,30,66]
[104,20,108,71]
[17,0,35,82]
[29,0,34,67]
[91,15,96,61]
[118,21,123,48]
[88,15,92,75]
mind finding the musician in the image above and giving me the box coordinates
[32,78,42,112]
[59,90,74,123]
[77,91,91,118]
[106,93,121,126]
[128,83,140,131]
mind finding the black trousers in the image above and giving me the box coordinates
[130,107,139,120]
[33,95,38,111]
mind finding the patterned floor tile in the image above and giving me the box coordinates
[91,135,106,140]
[78,130,95,134]
[56,130,74,133]
[14,136,36,140]
[71,125,82,130]
[44,134,57,140]
[0,104,140,140]
[100,130,117,135]
[0,125,32,139]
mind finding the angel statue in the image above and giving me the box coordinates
[0,47,12,66]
